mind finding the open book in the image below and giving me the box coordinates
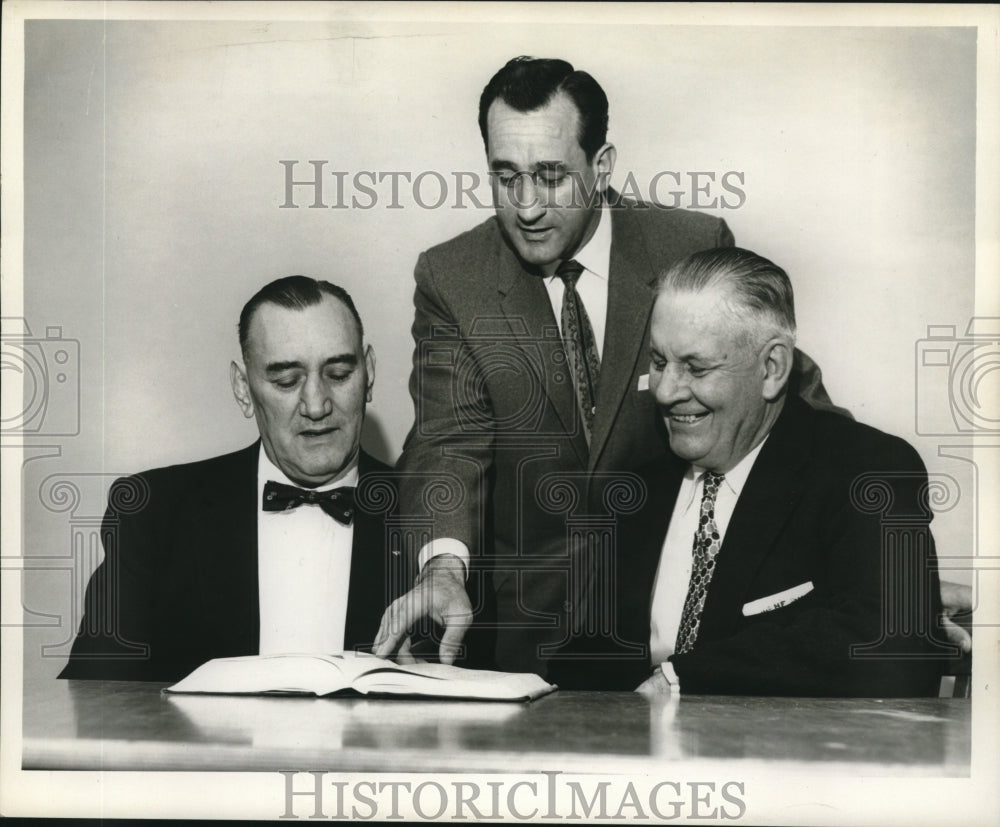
[164,652,557,702]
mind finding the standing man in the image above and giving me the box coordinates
[375,57,831,677]
[61,277,400,681]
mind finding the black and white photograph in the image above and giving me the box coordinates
[2,1,998,823]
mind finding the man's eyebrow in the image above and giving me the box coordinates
[264,360,304,374]
[264,354,358,373]
[325,354,359,368]
[648,347,718,363]
[489,160,566,172]
[682,351,723,365]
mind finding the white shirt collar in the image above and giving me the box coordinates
[546,203,611,282]
[256,444,359,495]
[680,435,771,508]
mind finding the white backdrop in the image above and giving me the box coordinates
[5,3,999,824]
[16,15,984,678]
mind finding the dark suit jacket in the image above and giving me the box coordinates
[558,395,952,695]
[59,444,401,681]
[397,201,836,677]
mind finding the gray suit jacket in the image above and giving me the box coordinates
[396,201,737,676]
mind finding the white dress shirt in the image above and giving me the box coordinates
[649,439,769,685]
[417,206,612,573]
[541,203,611,359]
[257,447,358,655]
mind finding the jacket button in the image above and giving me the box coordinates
[562,601,573,612]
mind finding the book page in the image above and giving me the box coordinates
[165,653,370,696]
[351,661,556,701]
[165,653,556,701]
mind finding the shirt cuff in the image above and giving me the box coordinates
[417,539,470,580]
[659,660,681,692]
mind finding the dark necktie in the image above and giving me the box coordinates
[674,471,726,654]
[556,259,601,443]
[262,480,356,525]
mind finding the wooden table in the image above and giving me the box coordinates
[22,678,970,776]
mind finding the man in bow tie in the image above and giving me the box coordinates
[60,277,400,681]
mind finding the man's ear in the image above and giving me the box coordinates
[761,338,794,401]
[592,142,617,193]
[230,361,255,418]
[363,345,376,403]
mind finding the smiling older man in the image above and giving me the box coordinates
[617,247,952,696]
[60,276,400,681]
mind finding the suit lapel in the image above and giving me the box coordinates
[697,399,813,642]
[589,205,658,470]
[195,442,260,654]
[190,446,394,656]
[629,458,686,630]
[344,451,394,651]
[496,237,589,467]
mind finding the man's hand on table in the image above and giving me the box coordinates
[635,667,674,698]
[374,553,473,665]
[939,580,973,654]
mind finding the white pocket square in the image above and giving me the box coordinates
[637,373,649,391]
[742,581,814,616]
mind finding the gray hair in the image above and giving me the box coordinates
[657,247,797,346]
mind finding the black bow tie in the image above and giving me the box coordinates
[262,480,357,525]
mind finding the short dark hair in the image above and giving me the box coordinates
[238,276,364,358]
[658,248,797,344]
[478,56,609,161]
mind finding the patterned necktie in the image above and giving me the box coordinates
[674,471,726,654]
[556,259,601,443]
[262,480,356,525]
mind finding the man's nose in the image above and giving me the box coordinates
[651,365,691,408]
[299,375,333,420]
[512,175,546,223]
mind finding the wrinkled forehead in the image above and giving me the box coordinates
[654,284,735,322]
[651,287,748,348]
[245,295,362,361]
[486,93,583,160]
